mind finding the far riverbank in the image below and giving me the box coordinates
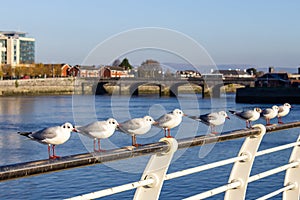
[0,78,243,96]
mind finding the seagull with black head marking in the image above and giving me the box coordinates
[118,116,157,147]
[156,109,187,138]
[189,111,229,134]
[229,107,262,128]
[77,118,119,152]
[19,122,77,159]
[277,103,292,124]
[262,105,279,126]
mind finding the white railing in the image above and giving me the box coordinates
[1,122,300,200]
[66,123,300,200]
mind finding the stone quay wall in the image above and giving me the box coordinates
[0,78,76,96]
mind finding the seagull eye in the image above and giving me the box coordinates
[112,121,115,124]
[63,125,66,128]
[67,126,70,129]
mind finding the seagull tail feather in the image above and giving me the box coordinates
[228,110,236,115]
[18,132,32,138]
[188,116,201,121]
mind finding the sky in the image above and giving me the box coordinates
[1,0,300,67]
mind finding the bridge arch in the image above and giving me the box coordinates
[169,82,203,97]
[129,82,165,96]
[211,83,248,98]
[95,81,110,95]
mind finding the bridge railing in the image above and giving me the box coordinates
[1,122,300,199]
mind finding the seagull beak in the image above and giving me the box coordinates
[226,116,230,120]
[72,128,78,132]
[116,124,121,130]
[183,113,188,117]
[153,121,159,125]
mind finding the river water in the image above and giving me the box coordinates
[0,94,299,199]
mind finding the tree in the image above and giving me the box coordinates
[2,65,13,79]
[112,59,121,66]
[119,58,132,70]
[165,69,173,78]
[138,59,163,78]
[246,68,257,76]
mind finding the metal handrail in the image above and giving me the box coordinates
[1,121,300,182]
[67,178,155,200]
[68,141,300,199]
[256,184,296,200]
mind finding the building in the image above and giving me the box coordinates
[255,72,291,87]
[77,65,100,78]
[68,65,80,77]
[100,66,132,78]
[176,70,201,78]
[60,64,71,77]
[213,69,253,78]
[0,31,35,65]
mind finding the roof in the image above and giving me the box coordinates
[105,66,126,71]
[257,72,289,80]
[213,70,248,76]
[0,31,27,37]
[78,66,99,70]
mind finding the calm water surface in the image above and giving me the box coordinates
[0,94,299,199]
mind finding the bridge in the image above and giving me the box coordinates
[1,122,300,199]
[76,77,255,98]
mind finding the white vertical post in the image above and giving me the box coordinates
[225,124,266,200]
[283,134,300,200]
[134,137,178,200]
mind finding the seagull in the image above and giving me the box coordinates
[189,111,230,134]
[277,103,292,124]
[156,109,187,138]
[76,118,119,152]
[229,108,262,128]
[118,116,157,147]
[19,122,77,159]
[262,105,279,126]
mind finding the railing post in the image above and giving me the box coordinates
[134,137,178,200]
[225,124,266,200]
[283,134,300,200]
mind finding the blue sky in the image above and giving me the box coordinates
[1,0,300,67]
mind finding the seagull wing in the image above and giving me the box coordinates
[278,106,284,113]
[78,121,107,134]
[119,119,142,133]
[30,126,59,140]
[199,113,218,125]
[262,108,272,116]
[236,110,254,120]
[156,114,173,127]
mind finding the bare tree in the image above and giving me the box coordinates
[138,59,163,78]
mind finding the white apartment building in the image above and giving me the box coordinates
[0,31,35,65]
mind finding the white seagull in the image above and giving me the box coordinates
[262,105,279,125]
[118,116,157,147]
[229,108,262,128]
[189,111,230,134]
[156,109,187,138]
[277,103,292,124]
[76,118,119,152]
[19,122,77,159]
